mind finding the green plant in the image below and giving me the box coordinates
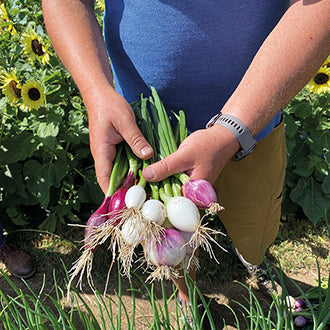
[1,259,329,329]
[0,0,105,231]
[283,84,330,224]
[291,264,330,329]
[0,265,214,329]
[226,263,330,329]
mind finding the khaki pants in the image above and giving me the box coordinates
[214,120,286,265]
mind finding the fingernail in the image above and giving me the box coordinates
[142,167,155,180]
[141,146,153,156]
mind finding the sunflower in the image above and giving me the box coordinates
[306,66,330,95]
[0,3,18,37]
[0,69,22,104]
[21,80,46,110]
[21,28,51,65]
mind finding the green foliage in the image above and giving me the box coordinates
[1,264,329,329]
[0,266,206,329]
[0,0,103,231]
[283,89,330,224]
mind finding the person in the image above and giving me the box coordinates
[0,221,36,279]
[42,0,330,315]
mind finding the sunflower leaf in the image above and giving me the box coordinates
[292,103,313,119]
[36,121,60,150]
[0,132,39,165]
[23,159,62,208]
[290,177,329,224]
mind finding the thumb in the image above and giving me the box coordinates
[142,151,190,182]
[121,122,154,159]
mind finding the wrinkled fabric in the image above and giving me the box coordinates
[104,0,289,139]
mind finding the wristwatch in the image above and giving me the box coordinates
[206,112,256,161]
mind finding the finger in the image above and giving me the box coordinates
[94,149,115,194]
[142,150,192,182]
[120,121,154,160]
[90,135,117,194]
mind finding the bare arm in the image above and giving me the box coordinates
[142,0,330,183]
[42,0,153,193]
[42,0,111,97]
[221,0,330,135]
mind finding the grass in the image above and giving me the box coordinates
[0,264,211,329]
[269,216,330,277]
[0,216,330,329]
[1,262,329,329]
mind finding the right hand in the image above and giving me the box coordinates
[84,86,153,194]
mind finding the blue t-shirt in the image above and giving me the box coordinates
[103,0,289,140]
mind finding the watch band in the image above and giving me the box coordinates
[206,113,256,161]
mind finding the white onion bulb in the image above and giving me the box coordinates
[141,199,166,225]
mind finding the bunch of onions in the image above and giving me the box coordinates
[68,88,227,292]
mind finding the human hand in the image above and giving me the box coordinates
[84,87,153,193]
[141,125,240,184]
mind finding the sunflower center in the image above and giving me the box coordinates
[31,39,44,56]
[28,87,41,101]
[314,72,329,85]
[9,80,21,98]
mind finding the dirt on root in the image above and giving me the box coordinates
[0,220,329,330]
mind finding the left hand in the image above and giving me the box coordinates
[141,124,240,184]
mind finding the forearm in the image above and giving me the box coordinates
[42,0,114,99]
[221,0,330,135]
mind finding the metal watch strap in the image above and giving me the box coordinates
[206,113,256,161]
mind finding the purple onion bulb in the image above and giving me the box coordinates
[295,298,306,309]
[183,179,217,209]
[145,229,187,267]
[294,316,307,327]
[84,195,111,251]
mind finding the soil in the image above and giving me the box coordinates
[0,228,328,329]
